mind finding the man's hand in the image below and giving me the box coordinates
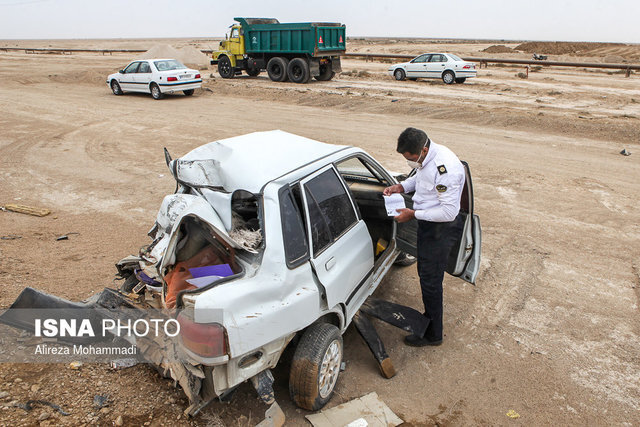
[395,208,415,223]
[383,183,404,196]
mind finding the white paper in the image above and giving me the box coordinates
[186,275,222,288]
[383,194,406,216]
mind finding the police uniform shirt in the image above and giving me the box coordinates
[400,140,465,222]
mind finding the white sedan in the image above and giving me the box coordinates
[107,59,202,99]
[388,53,476,84]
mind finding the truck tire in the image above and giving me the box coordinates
[218,56,234,79]
[289,323,343,411]
[287,58,311,84]
[314,64,335,81]
[267,57,289,82]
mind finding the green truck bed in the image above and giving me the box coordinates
[236,17,346,57]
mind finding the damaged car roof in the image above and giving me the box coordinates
[175,130,349,193]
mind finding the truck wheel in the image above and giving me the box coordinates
[442,70,455,84]
[218,56,234,79]
[246,68,260,77]
[150,83,163,100]
[110,80,123,95]
[287,58,311,84]
[289,323,343,411]
[314,64,335,81]
[455,77,467,84]
[267,57,289,82]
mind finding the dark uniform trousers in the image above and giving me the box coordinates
[416,214,464,341]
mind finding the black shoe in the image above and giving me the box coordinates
[404,334,443,347]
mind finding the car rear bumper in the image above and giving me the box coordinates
[159,80,203,93]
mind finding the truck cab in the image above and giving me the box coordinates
[213,25,244,68]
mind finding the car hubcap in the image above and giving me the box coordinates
[152,87,159,97]
[318,340,341,399]
[395,71,402,80]
[444,73,453,83]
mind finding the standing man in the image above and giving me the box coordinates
[383,127,465,347]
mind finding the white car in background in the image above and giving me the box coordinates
[388,53,476,84]
[107,59,202,99]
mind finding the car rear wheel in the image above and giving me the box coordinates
[150,83,163,100]
[183,89,194,96]
[110,80,123,95]
[289,323,343,411]
[267,57,289,82]
[442,71,455,84]
[218,56,234,79]
[455,77,467,84]
[394,252,417,266]
[394,69,406,81]
[287,58,311,84]
[314,63,335,81]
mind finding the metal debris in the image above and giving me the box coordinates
[15,399,70,416]
[93,395,109,409]
[1,235,21,240]
[620,148,631,156]
[2,204,51,217]
[109,358,138,370]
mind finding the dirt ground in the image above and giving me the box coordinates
[0,38,639,426]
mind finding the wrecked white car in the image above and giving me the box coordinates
[2,130,480,416]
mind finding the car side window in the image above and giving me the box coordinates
[279,186,310,268]
[124,62,140,73]
[304,168,357,255]
[412,54,430,63]
[138,62,151,73]
[430,55,444,62]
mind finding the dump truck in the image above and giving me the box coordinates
[211,17,346,83]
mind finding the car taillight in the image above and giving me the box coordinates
[167,77,178,81]
[463,65,472,69]
[177,312,228,357]
[195,74,201,79]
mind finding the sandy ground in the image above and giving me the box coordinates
[0,38,639,426]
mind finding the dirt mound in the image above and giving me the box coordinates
[482,45,514,53]
[515,41,624,55]
[49,70,106,85]
[140,44,210,68]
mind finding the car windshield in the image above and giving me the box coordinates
[448,54,462,61]
[153,60,187,71]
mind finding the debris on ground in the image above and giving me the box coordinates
[109,358,139,370]
[15,399,70,416]
[506,409,521,419]
[620,148,631,156]
[0,235,21,240]
[93,395,109,409]
[56,232,78,241]
[1,203,51,217]
[305,392,403,427]
[69,361,83,370]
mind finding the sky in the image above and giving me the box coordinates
[0,0,638,43]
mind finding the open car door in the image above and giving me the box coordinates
[395,161,481,284]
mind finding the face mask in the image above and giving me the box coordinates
[406,139,429,169]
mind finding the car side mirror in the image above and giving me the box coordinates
[118,70,124,74]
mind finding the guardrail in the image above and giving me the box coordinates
[343,52,640,76]
[0,47,147,55]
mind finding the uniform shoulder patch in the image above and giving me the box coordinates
[436,184,447,193]
[437,164,447,175]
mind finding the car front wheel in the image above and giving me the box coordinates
[289,323,343,411]
[394,69,406,81]
[150,83,163,100]
[442,71,455,84]
[111,80,122,95]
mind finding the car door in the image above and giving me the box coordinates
[134,61,152,93]
[395,161,481,284]
[300,165,374,312]
[405,54,430,78]
[426,54,447,78]
[119,61,140,91]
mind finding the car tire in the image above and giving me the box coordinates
[442,70,455,84]
[287,58,311,84]
[314,64,335,81]
[455,77,467,84]
[394,69,406,81]
[394,252,417,266]
[267,57,289,82]
[183,89,194,96]
[110,80,123,95]
[246,68,260,77]
[289,323,343,411]
[150,83,163,100]
[218,56,234,79]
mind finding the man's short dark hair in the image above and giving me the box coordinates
[397,127,429,155]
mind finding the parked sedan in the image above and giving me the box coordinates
[107,59,202,99]
[388,53,476,84]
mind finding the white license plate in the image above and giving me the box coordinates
[179,74,192,80]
